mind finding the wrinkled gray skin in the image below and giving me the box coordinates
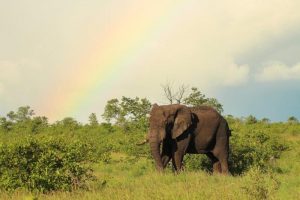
[148,104,230,174]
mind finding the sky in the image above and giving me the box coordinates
[1,0,300,122]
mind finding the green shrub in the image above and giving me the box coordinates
[183,130,288,174]
[229,130,288,174]
[245,115,258,124]
[183,154,211,172]
[0,137,96,192]
[242,167,280,200]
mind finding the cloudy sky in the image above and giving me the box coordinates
[1,0,300,122]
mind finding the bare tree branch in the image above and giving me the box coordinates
[161,83,189,104]
[174,84,189,104]
[161,83,174,104]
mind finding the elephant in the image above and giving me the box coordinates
[146,104,231,174]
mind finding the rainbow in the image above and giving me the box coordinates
[40,1,187,121]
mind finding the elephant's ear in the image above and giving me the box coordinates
[172,106,192,139]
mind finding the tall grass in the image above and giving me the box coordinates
[0,170,282,200]
[0,123,299,199]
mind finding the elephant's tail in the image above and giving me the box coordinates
[222,118,231,137]
[228,129,232,137]
[226,123,232,137]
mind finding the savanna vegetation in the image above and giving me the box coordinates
[0,86,299,200]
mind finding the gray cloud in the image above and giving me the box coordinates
[256,62,300,82]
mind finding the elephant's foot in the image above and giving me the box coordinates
[213,162,222,174]
[156,167,164,173]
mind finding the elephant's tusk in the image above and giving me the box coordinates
[136,139,149,145]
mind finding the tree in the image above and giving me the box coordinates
[102,96,152,131]
[0,117,13,132]
[102,99,122,124]
[287,116,298,124]
[2,106,48,134]
[89,113,99,126]
[6,111,17,122]
[161,84,224,113]
[6,106,35,122]
[183,87,207,106]
[16,106,35,122]
[54,117,80,131]
[161,83,188,104]
[120,97,151,122]
[183,87,224,113]
[245,115,258,124]
[225,115,241,124]
[30,116,48,133]
[261,118,270,124]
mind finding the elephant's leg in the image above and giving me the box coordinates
[212,148,229,175]
[213,120,230,175]
[172,150,184,172]
[172,136,191,172]
[213,162,221,174]
[206,152,221,174]
[218,153,229,175]
[161,154,171,168]
[161,139,172,169]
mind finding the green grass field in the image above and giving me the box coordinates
[0,122,299,200]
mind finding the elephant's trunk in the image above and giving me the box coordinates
[149,137,163,171]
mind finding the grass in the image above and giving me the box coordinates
[1,172,245,200]
[0,124,299,200]
[1,156,297,200]
[275,138,300,200]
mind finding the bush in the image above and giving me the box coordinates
[0,137,96,192]
[183,130,288,174]
[229,130,288,174]
[183,154,211,172]
[245,115,258,124]
[242,167,280,200]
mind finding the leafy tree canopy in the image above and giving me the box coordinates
[183,87,223,113]
[102,96,151,131]
[287,116,298,124]
[6,106,35,122]
[89,113,99,126]
[245,115,258,124]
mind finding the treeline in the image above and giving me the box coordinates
[1,85,298,133]
[0,104,298,135]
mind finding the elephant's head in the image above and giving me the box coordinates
[148,104,193,171]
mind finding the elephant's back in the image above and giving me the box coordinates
[191,106,221,123]
[190,106,220,115]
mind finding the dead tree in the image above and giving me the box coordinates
[161,83,188,104]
